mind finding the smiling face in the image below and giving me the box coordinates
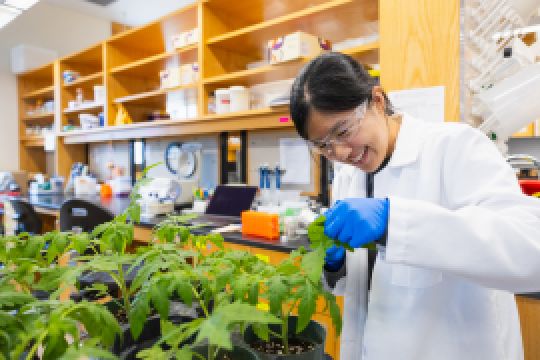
[306,87,398,173]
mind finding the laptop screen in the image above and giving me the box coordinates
[205,185,258,217]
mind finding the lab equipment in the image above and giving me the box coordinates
[229,86,250,112]
[215,88,230,114]
[204,185,258,217]
[241,211,280,240]
[478,63,540,152]
[137,178,182,218]
[74,175,98,196]
[108,176,132,197]
[65,162,85,194]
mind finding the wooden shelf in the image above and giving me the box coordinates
[340,41,380,56]
[63,103,103,114]
[63,72,103,88]
[22,85,55,100]
[60,108,291,144]
[113,83,198,106]
[208,0,352,44]
[203,107,288,120]
[22,112,55,121]
[110,45,197,76]
[205,0,373,55]
[203,41,378,88]
[20,136,45,147]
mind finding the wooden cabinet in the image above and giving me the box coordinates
[17,63,56,176]
[516,295,540,360]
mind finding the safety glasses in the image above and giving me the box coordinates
[308,102,368,154]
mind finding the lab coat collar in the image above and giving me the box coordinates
[387,113,424,168]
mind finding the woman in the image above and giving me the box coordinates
[290,52,540,360]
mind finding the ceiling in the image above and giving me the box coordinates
[43,0,195,26]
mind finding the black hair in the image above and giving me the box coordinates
[290,52,394,140]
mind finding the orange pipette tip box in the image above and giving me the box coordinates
[241,211,280,240]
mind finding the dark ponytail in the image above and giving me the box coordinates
[290,52,393,140]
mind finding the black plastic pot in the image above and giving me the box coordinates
[113,314,193,356]
[191,344,260,360]
[244,317,326,360]
[77,264,140,297]
[30,289,50,300]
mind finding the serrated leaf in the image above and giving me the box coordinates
[297,282,316,333]
[308,215,355,251]
[173,279,193,307]
[151,280,170,320]
[301,247,326,283]
[325,292,342,336]
[267,277,287,316]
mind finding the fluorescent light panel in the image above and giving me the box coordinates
[0,0,39,29]
[0,4,21,28]
[4,0,39,10]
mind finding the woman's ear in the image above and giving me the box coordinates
[371,86,387,114]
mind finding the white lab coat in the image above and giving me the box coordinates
[331,113,540,360]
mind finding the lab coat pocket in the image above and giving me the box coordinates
[391,264,443,288]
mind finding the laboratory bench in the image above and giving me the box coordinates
[5,194,310,253]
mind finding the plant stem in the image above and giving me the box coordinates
[117,264,130,315]
[191,284,209,318]
[208,344,217,360]
[282,314,289,355]
[26,331,47,360]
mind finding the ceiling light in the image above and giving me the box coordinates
[0,4,21,28]
[3,0,39,10]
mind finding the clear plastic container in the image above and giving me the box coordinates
[215,88,230,114]
[229,86,250,112]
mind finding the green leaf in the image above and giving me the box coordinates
[267,277,288,316]
[129,289,151,340]
[0,291,35,309]
[57,339,118,360]
[297,282,317,333]
[173,279,193,307]
[325,291,342,336]
[252,323,270,342]
[136,346,169,360]
[151,280,170,320]
[301,247,326,283]
[307,215,355,251]
[248,282,260,306]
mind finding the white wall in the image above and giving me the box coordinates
[0,2,111,171]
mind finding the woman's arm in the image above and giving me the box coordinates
[385,127,540,292]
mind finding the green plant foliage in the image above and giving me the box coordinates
[11,300,121,360]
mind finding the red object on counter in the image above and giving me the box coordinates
[518,180,540,196]
[0,191,21,208]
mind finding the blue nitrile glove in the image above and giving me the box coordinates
[325,245,346,271]
[324,198,389,248]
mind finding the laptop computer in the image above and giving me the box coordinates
[189,185,258,228]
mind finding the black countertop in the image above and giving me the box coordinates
[15,194,309,253]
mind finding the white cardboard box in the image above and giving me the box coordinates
[267,31,330,64]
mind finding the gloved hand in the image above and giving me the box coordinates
[325,245,346,271]
[324,198,389,248]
